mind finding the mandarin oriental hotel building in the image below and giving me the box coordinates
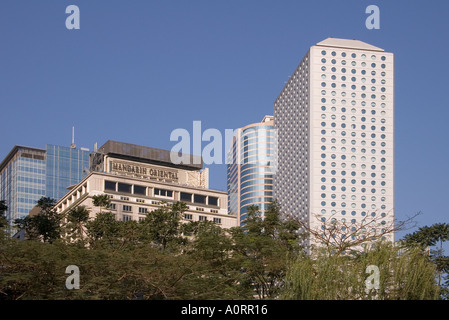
[54,141,237,228]
[274,38,394,248]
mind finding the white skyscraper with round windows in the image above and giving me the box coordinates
[274,38,394,251]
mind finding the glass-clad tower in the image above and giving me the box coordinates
[45,144,90,200]
[0,143,91,233]
[0,146,46,228]
[227,116,277,226]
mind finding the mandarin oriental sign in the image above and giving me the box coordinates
[110,161,179,181]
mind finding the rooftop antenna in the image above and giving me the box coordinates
[70,126,76,149]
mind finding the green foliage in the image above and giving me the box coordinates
[92,194,111,213]
[229,202,302,299]
[0,200,7,228]
[0,200,8,238]
[0,240,69,299]
[403,223,449,248]
[85,211,121,248]
[0,197,444,300]
[139,202,187,251]
[280,242,440,300]
[13,197,61,243]
[65,206,90,245]
[402,223,449,299]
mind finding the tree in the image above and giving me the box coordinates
[118,219,143,250]
[403,223,449,299]
[13,197,61,243]
[85,211,121,248]
[92,194,111,213]
[13,216,37,240]
[0,200,7,227]
[177,219,250,299]
[229,203,301,299]
[299,210,419,256]
[262,200,303,253]
[403,223,449,250]
[139,201,187,251]
[280,242,439,300]
[65,205,90,244]
[0,200,8,238]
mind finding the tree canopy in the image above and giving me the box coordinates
[0,196,445,300]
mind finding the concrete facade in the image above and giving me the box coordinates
[274,38,394,249]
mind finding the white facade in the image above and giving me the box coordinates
[55,171,236,229]
[274,38,394,247]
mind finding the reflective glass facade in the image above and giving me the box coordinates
[0,144,90,233]
[46,144,90,200]
[0,147,46,227]
[227,117,276,226]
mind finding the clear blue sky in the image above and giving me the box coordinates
[1,0,448,240]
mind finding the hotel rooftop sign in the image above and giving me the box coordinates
[110,160,179,181]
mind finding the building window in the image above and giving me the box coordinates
[199,215,207,221]
[208,196,218,207]
[123,215,132,222]
[105,180,116,191]
[118,183,132,193]
[210,209,218,213]
[213,218,222,224]
[122,205,132,212]
[154,188,173,197]
[180,192,192,202]
[136,199,145,203]
[194,194,206,204]
[138,207,148,214]
[184,214,193,220]
[196,207,204,212]
[120,196,129,201]
[108,203,116,210]
[134,185,146,196]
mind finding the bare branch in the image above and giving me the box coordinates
[293,209,421,255]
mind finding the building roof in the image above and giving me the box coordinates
[262,115,274,123]
[96,140,203,171]
[316,37,385,52]
[0,145,46,173]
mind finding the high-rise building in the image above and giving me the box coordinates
[227,116,276,226]
[0,141,90,232]
[274,38,394,248]
[0,146,47,226]
[46,144,90,201]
